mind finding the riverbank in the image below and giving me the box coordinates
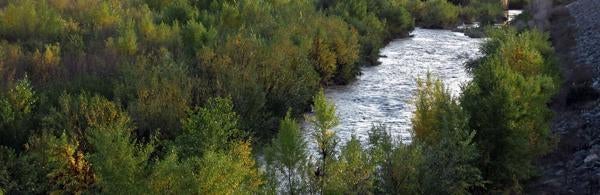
[527,0,600,193]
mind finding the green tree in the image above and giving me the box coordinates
[368,126,422,194]
[265,110,309,194]
[148,151,197,194]
[0,77,37,150]
[413,76,483,194]
[114,51,191,139]
[309,89,339,193]
[0,146,17,192]
[326,136,375,194]
[310,34,337,84]
[381,5,415,37]
[42,92,131,142]
[31,43,61,84]
[86,121,153,194]
[181,20,217,56]
[195,141,263,194]
[421,0,460,29]
[176,97,242,157]
[45,133,95,194]
[461,28,557,191]
[0,0,65,42]
[113,21,138,56]
[162,0,199,24]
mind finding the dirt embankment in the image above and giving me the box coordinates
[527,0,600,194]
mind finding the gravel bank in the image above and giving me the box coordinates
[567,0,600,89]
[527,0,600,194]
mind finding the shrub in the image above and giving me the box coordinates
[195,141,263,194]
[41,92,131,145]
[366,125,423,194]
[413,76,483,194]
[310,34,338,84]
[175,97,242,158]
[476,1,504,25]
[326,136,375,194]
[381,6,415,38]
[461,28,557,191]
[114,52,191,139]
[421,0,460,29]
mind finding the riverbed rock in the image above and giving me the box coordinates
[584,154,599,164]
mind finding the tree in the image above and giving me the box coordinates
[368,126,422,194]
[326,136,375,194]
[0,0,65,42]
[181,20,217,56]
[45,133,95,194]
[175,97,242,158]
[310,34,337,84]
[42,92,131,150]
[0,77,37,150]
[382,5,415,37]
[461,28,557,191]
[265,110,309,194]
[0,146,17,192]
[162,0,199,24]
[309,89,339,193]
[148,151,197,194]
[31,43,61,84]
[421,0,460,29]
[114,51,191,139]
[86,121,153,194]
[195,141,263,194]
[114,21,138,56]
[413,76,483,194]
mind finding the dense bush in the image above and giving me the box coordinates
[461,0,505,25]
[421,0,460,28]
[462,28,559,192]
[324,0,415,65]
[413,76,483,194]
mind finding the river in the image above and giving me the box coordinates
[304,28,484,148]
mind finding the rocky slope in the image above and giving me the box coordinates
[527,0,600,194]
[568,0,600,90]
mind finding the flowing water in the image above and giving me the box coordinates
[304,28,484,149]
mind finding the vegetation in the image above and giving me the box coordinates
[413,76,483,194]
[264,110,309,194]
[462,28,559,192]
[0,0,414,193]
[421,0,461,28]
[460,0,505,25]
[0,0,555,194]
